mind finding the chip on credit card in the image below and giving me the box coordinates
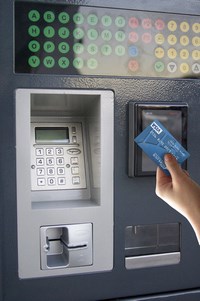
[134,119,190,175]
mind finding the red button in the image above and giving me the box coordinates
[142,32,152,43]
[155,19,165,30]
[129,17,139,29]
[128,59,139,72]
[142,18,152,29]
[129,31,139,43]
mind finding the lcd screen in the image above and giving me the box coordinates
[35,127,69,144]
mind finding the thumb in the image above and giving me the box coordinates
[164,153,183,180]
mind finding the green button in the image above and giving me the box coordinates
[115,31,125,42]
[73,57,84,69]
[115,45,125,56]
[28,55,40,68]
[73,43,84,54]
[87,43,98,55]
[101,30,112,41]
[73,28,84,40]
[43,41,55,53]
[73,13,84,25]
[101,44,112,56]
[58,42,70,54]
[154,61,165,72]
[28,25,40,37]
[43,26,55,38]
[87,14,98,26]
[58,12,70,24]
[43,56,55,68]
[58,27,70,39]
[58,57,69,68]
[28,10,40,22]
[28,40,40,52]
[43,11,55,23]
[87,29,98,40]
[102,15,112,27]
[115,16,126,27]
[87,58,98,69]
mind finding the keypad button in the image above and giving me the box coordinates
[87,43,98,55]
[28,10,40,22]
[128,45,138,57]
[72,176,80,185]
[167,62,177,73]
[58,57,69,68]
[36,158,44,166]
[128,17,139,29]
[180,35,189,46]
[87,14,98,26]
[101,30,112,41]
[57,167,65,175]
[154,61,165,73]
[155,33,165,45]
[101,15,112,27]
[37,168,45,176]
[56,148,64,155]
[48,178,56,185]
[155,19,165,30]
[73,13,84,25]
[115,45,125,56]
[142,32,152,43]
[58,177,66,185]
[43,41,55,53]
[28,40,40,52]
[115,31,126,42]
[71,157,79,165]
[192,23,200,33]
[155,47,165,59]
[46,158,54,165]
[87,28,98,40]
[56,157,64,165]
[43,26,55,38]
[28,56,40,68]
[58,42,70,54]
[87,58,98,69]
[129,32,139,43]
[168,20,177,32]
[43,56,55,68]
[180,49,189,60]
[73,43,84,54]
[58,27,70,39]
[72,167,79,174]
[192,36,200,47]
[43,11,55,23]
[128,59,139,72]
[37,178,45,186]
[73,28,84,40]
[167,48,177,59]
[142,18,152,29]
[73,57,84,69]
[36,148,44,156]
[101,45,112,56]
[180,21,190,32]
[47,167,55,175]
[192,50,200,61]
[115,16,126,28]
[180,63,190,74]
[192,63,200,74]
[58,12,70,24]
[167,34,177,45]
[28,25,40,37]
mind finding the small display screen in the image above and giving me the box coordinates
[35,127,69,144]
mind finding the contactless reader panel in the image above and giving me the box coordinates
[31,122,86,191]
[129,102,188,177]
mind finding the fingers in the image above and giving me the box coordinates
[164,154,184,181]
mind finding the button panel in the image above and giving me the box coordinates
[15,2,200,78]
[31,122,86,191]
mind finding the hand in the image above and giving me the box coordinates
[156,153,200,244]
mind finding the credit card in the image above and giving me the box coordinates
[134,119,190,175]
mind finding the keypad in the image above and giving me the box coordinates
[15,2,200,78]
[31,123,86,191]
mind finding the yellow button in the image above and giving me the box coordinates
[168,20,177,32]
[180,35,189,46]
[180,63,189,74]
[192,36,200,47]
[167,48,177,59]
[192,23,200,34]
[180,49,189,60]
[155,33,165,44]
[180,21,190,32]
[167,34,177,45]
[155,47,165,58]
[192,50,200,60]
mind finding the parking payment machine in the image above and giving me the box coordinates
[1,0,200,300]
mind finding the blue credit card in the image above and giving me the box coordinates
[134,119,190,175]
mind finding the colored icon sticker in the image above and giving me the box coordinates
[154,61,165,73]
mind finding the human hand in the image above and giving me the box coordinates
[155,153,200,244]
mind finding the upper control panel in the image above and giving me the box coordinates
[15,1,200,78]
